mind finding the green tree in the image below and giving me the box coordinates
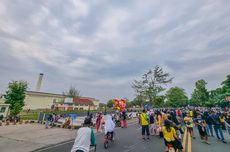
[132,94,145,107]
[166,87,188,107]
[208,88,223,106]
[221,75,230,93]
[132,65,173,106]
[63,86,81,98]
[191,79,209,106]
[4,81,28,116]
[107,99,114,108]
[154,95,165,107]
[99,103,106,108]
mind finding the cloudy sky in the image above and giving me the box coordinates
[0,0,230,102]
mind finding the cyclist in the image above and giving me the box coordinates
[104,115,115,140]
[162,120,178,152]
[71,116,96,152]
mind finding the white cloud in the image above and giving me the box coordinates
[0,0,230,102]
[67,0,89,18]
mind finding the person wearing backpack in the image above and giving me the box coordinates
[140,109,150,140]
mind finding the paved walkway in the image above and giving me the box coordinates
[0,124,76,152]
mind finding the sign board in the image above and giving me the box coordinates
[64,98,73,103]
[69,114,77,119]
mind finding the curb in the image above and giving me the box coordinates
[0,120,37,126]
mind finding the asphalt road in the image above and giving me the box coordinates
[34,122,230,152]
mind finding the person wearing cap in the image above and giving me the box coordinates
[71,117,96,152]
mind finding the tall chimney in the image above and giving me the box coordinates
[35,73,44,92]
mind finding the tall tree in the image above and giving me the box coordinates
[191,79,209,106]
[107,99,114,108]
[63,86,81,98]
[4,81,28,115]
[132,65,173,105]
[99,103,106,108]
[166,87,188,107]
[154,95,165,107]
[221,75,230,93]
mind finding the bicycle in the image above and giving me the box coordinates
[104,132,114,149]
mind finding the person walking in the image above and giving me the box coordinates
[195,113,209,144]
[121,110,127,128]
[211,111,226,143]
[96,112,102,133]
[149,112,155,135]
[184,113,195,138]
[140,109,150,140]
[204,112,214,137]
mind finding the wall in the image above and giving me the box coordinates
[24,94,64,110]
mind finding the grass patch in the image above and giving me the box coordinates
[20,113,38,120]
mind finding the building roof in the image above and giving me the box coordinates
[26,91,65,98]
[73,98,94,105]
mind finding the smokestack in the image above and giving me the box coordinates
[35,73,44,92]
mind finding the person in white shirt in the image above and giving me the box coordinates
[71,116,96,152]
[104,115,115,140]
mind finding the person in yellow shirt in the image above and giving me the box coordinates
[162,120,178,152]
[184,113,195,138]
[219,114,226,130]
[139,109,150,140]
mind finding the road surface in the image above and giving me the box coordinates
[34,121,230,152]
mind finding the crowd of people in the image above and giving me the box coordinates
[139,107,230,152]
[45,107,230,152]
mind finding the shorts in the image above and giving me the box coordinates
[187,127,193,133]
[142,125,150,136]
